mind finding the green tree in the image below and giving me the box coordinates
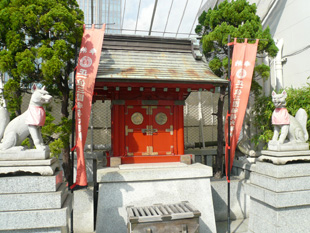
[195,0,278,177]
[0,0,84,181]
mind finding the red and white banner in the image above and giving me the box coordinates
[225,38,259,179]
[72,24,106,188]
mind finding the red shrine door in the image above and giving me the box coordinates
[125,105,174,156]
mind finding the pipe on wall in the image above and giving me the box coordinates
[275,38,284,91]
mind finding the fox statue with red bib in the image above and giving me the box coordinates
[0,84,52,151]
[268,90,308,151]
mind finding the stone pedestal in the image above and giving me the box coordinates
[0,149,59,176]
[259,150,310,164]
[268,141,309,151]
[0,171,72,233]
[245,160,310,232]
[96,162,216,233]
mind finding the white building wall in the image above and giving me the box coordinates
[272,0,310,89]
[253,0,310,90]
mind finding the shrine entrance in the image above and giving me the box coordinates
[125,104,174,156]
[110,98,185,164]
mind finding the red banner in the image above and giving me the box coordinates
[73,24,106,187]
[225,38,258,179]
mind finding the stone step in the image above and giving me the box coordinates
[254,161,310,178]
[0,193,72,231]
[0,183,68,211]
[250,171,310,192]
[0,170,63,194]
[245,182,310,208]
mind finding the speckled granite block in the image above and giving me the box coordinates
[0,170,63,194]
[0,227,67,233]
[248,198,310,233]
[0,183,68,211]
[73,183,94,233]
[96,163,216,233]
[250,171,310,192]
[0,148,50,161]
[247,160,310,233]
[245,183,310,208]
[254,161,310,178]
[0,194,72,231]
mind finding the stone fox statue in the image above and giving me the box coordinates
[0,84,52,151]
[270,90,308,144]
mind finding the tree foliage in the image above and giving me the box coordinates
[3,78,22,118]
[196,0,278,83]
[195,0,278,177]
[0,0,84,181]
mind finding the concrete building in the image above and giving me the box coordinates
[200,0,310,92]
[76,0,122,33]
[250,0,310,92]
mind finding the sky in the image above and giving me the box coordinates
[119,0,209,38]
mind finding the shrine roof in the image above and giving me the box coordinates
[96,34,228,86]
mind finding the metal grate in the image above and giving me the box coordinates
[127,201,201,223]
[127,202,200,233]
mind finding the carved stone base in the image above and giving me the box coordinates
[0,147,50,160]
[268,141,309,151]
[0,158,60,176]
[259,150,310,165]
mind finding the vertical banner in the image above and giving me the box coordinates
[72,24,106,188]
[225,38,259,178]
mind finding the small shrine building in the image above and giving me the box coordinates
[93,34,228,165]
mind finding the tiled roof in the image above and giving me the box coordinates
[97,34,228,86]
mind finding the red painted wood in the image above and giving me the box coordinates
[95,81,215,90]
[173,105,178,155]
[107,79,195,164]
[151,106,174,155]
[93,81,216,102]
[107,154,193,165]
[119,105,125,156]
[125,105,149,156]
[177,105,185,155]
[121,155,182,164]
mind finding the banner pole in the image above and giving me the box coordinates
[70,40,78,190]
[227,34,231,233]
